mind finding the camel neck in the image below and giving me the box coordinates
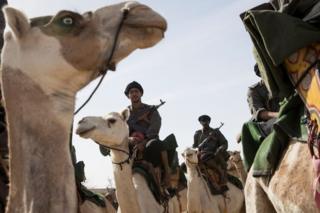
[110,138,141,213]
[2,68,77,213]
[187,164,200,179]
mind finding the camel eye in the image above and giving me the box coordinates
[62,16,74,25]
[108,118,116,124]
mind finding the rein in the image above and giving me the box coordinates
[71,7,129,210]
[74,8,129,115]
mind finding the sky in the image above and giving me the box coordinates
[8,0,266,188]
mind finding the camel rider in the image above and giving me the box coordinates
[241,64,281,171]
[124,81,177,189]
[247,64,280,136]
[193,115,229,188]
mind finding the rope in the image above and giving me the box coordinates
[74,8,129,115]
[96,142,131,170]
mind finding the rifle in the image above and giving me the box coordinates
[198,122,224,147]
[214,122,224,130]
[130,99,166,125]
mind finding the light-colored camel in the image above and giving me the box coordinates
[227,151,247,184]
[244,140,319,212]
[182,147,244,213]
[76,110,185,213]
[1,2,166,213]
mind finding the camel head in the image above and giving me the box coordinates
[76,109,130,146]
[1,2,167,94]
[182,147,199,168]
[228,151,241,163]
[227,151,241,170]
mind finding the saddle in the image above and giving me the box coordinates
[199,164,228,195]
[133,160,169,204]
[198,164,243,196]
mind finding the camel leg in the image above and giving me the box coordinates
[245,176,276,213]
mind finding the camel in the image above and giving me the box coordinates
[76,110,186,213]
[1,2,166,213]
[182,147,244,213]
[227,151,247,184]
[244,140,319,212]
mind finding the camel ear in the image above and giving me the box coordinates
[120,108,130,121]
[3,6,30,39]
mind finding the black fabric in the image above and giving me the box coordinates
[124,81,143,96]
[144,138,164,167]
[198,115,211,122]
[254,63,261,77]
[99,145,110,156]
[227,174,243,190]
[144,134,178,168]
[79,184,106,207]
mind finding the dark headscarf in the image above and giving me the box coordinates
[124,81,143,96]
[198,115,211,122]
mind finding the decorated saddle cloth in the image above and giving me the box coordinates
[241,0,320,100]
[241,0,320,177]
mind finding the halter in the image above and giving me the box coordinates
[96,142,131,170]
[74,7,129,115]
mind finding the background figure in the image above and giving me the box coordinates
[241,64,281,171]
[247,64,280,136]
[193,115,229,190]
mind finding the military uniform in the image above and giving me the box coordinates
[127,103,161,140]
[193,127,228,150]
[247,80,280,136]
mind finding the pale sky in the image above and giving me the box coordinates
[8,0,265,188]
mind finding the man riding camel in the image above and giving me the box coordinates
[193,115,229,192]
[124,81,178,192]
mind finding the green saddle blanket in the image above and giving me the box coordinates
[242,94,308,177]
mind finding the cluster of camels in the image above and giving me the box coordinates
[0,1,319,213]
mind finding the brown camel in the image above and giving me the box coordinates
[1,2,166,212]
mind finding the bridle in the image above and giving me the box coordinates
[73,7,129,210]
[96,141,132,170]
[74,7,129,115]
